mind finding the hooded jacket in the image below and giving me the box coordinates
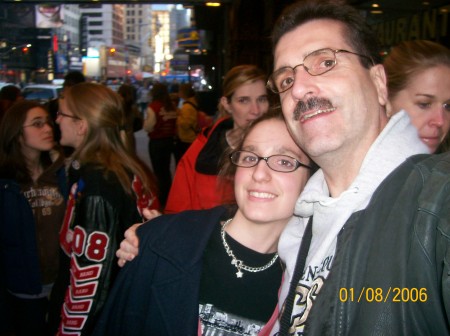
[0,153,67,295]
[271,112,450,334]
[165,117,235,213]
[302,151,450,335]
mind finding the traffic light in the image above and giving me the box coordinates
[22,47,29,54]
[109,47,116,56]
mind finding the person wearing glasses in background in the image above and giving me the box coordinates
[92,109,314,335]
[266,1,449,334]
[383,39,450,154]
[48,83,160,336]
[46,71,86,157]
[0,100,67,336]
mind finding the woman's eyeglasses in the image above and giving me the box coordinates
[230,150,312,173]
[23,118,54,129]
[57,110,81,120]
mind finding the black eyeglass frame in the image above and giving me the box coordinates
[267,48,374,94]
[56,110,81,120]
[230,150,312,173]
[22,118,55,129]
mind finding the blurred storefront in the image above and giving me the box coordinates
[0,0,449,86]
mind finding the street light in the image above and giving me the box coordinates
[0,44,32,82]
[9,44,32,53]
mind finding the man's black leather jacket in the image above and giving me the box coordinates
[306,153,450,335]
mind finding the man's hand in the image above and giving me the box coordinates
[116,208,162,267]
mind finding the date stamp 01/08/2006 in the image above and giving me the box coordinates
[339,287,428,303]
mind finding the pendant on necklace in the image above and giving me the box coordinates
[236,270,243,278]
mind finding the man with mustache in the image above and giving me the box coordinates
[268,0,450,335]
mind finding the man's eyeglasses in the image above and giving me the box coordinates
[23,118,54,129]
[267,48,374,94]
[230,150,312,173]
[57,110,81,120]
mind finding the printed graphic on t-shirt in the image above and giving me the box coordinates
[199,302,264,336]
[23,185,64,216]
[289,253,334,335]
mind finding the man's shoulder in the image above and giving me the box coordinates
[412,151,450,172]
[396,152,450,193]
[368,152,450,225]
[387,152,450,181]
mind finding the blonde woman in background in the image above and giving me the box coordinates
[165,65,270,213]
[384,39,450,153]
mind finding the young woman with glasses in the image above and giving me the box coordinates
[115,66,273,268]
[48,83,160,336]
[0,100,67,336]
[93,108,314,335]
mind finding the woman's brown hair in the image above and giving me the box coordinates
[63,82,158,196]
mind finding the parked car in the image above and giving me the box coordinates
[22,84,62,104]
[0,82,19,90]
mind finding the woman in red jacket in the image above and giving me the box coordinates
[165,65,270,213]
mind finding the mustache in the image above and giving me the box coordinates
[293,97,334,121]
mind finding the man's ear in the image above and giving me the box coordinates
[370,64,388,107]
[220,96,232,115]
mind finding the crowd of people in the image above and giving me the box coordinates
[1,0,450,335]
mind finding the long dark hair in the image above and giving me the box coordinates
[151,83,175,112]
[0,100,53,183]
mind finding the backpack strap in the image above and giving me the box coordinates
[183,101,198,110]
